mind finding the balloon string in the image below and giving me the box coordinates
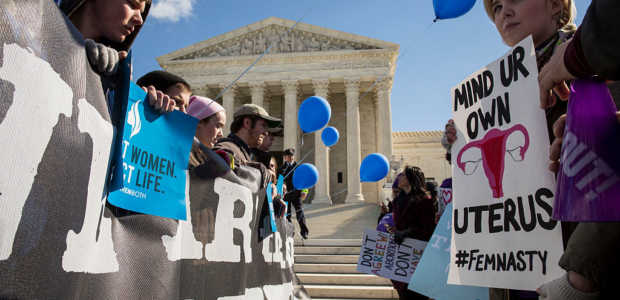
[288,131,308,180]
[426,20,435,30]
[283,149,315,181]
[358,13,438,104]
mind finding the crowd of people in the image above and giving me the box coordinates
[57,0,311,237]
[377,0,620,299]
[141,65,312,238]
[38,0,620,299]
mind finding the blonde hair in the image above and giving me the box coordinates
[484,0,577,32]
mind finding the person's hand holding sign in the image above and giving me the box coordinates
[171,95,188,113]
[538,40,574,109]
[394,229,410,245]
[143,85,175,113]
[548,114,567,173]
[549,113,620,173]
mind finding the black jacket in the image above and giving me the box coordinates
[278,161,297,192]
[578,0,620,80]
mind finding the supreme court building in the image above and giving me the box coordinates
[158,17,399,204]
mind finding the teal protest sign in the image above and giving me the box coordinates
[108,80,198,220]
[266,184,277,232]
[276,175,284,196]
[408,203,488,300]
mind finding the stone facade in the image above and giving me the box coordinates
[158,17,399,205]
[392,131,452,186]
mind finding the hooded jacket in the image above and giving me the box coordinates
[59,0,151,52]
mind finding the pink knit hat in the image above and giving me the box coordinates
[187,95,225,120]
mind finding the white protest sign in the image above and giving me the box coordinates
[447,36,564,290]
[357,229,427,284]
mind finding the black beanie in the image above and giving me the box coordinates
[136,70,191,92]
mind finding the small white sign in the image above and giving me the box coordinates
[357,229,427,284]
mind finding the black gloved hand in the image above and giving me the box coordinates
[394,230,408,245]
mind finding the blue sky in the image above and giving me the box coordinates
[133,0,590,132]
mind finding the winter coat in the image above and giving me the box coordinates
[278,161,297,192]
[565,0,620,80]
[188,139,232,180]
[213,134,271,189]
[559,222,620,299]
[392,191,435,242]
[213,134,253,167]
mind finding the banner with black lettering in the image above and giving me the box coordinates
[0,2,307,299]
[447,36,564,290]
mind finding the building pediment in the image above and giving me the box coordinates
[158,17,398,63]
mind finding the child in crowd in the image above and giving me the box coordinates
[137,70,193,112]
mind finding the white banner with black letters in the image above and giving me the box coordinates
[447,36,564,290]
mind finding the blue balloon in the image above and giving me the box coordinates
[293,163,319,190]
[360,153,390,182]
[298,96,331,133]
[321,126,339,147]
[433,0,476,20]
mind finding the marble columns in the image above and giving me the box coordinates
[249,81,266,108]
[220,83,237,136]
[312,79,331,204]
[345,78,364,202]
[282,80,299,156]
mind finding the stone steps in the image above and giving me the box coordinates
[295,246,361,255]
[297,273,391,285]
[295,254,359,264]
[294,263,360,274]
[303,285,398,299]
[295,239,361,247]
[295,239,397,299]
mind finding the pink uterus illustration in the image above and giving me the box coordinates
[457,124,530,198]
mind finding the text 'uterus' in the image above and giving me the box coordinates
[457,124,530,198]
